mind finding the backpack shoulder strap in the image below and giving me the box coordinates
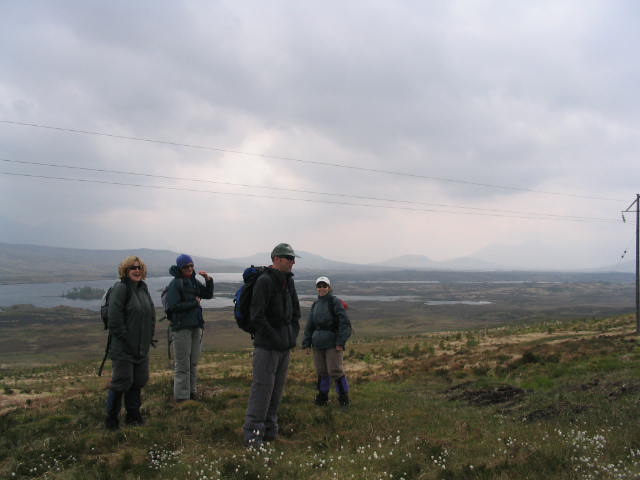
[176,277,186,301]
[328,295,341,331]
[328,295,337,316]
[118,278,132,305]
[166,277,186,304]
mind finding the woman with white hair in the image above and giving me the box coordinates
[302,275,352,407]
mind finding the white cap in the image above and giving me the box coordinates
[315,276,331,286]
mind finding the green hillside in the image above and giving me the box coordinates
[2,314,640,479]
[0,243,242,284]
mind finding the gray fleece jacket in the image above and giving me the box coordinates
[302,294,351,350]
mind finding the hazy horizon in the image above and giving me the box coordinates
[0,240,634,273]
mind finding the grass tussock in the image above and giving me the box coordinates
[1,314,640,479]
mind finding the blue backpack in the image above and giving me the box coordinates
[233,266,267,335]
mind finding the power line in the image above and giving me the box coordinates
[0,171,620,223]
[0,157,615,222]
[0,119,624,202]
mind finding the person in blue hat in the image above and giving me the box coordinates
[166,254,214,402]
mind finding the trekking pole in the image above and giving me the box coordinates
[98,333,112,376]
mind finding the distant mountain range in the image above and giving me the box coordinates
[370,254,509,271]
[224,250,360,271]
[0,242,634,284]
[0,243,242,284]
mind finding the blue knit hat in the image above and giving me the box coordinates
[176,254,194,268]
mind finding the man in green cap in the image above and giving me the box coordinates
[243,243,301,448]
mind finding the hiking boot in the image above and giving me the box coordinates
[105,415,119,430]
[314,392,329,406]
[105,389,122,431]
[125,410,145,426]
[335,376,350,408]
[338,394,350,408]
[243,425,265,449]
[316,375,330,406]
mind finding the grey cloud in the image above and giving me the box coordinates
[1,1,637,265]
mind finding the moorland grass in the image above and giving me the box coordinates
[1,314,640,479]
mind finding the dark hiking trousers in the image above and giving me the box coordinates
[243,348,290,446]
[110,357,150,393]
[110,358,149,413]
[106,357,149,428]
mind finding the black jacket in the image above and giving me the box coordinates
[250,267,300,351]
[108,278,156,362]
[166,265,214,330]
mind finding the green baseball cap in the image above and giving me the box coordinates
[271,243,300,259]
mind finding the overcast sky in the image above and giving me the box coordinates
[1,1,638,269]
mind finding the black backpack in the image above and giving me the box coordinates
[233,266,268,335]
[160,278,186,361]
[99,282,120,330]
[160,285,172,322]
[98,280,130,376]
[160,277,187,322]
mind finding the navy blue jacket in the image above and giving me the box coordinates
[166,265,214,330]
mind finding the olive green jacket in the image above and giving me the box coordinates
[107,278,156,362]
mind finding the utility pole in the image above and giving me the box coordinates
[623,194,640,334]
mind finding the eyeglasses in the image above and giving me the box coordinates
[182,264,195,269]
[129,265,142,271]
[316,283,329,288]
[279,255,295,261]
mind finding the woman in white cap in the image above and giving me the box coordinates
[302,276,352,407]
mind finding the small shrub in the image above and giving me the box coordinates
[521,351,540,364]
[544,353,561,363]
[472,364,490,376]
[496,354,511,364]
[466,337,479,348]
